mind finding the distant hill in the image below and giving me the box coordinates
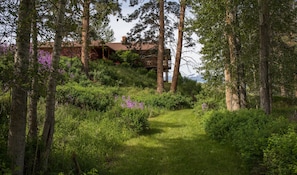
[187,74,205,83]
[167,74,205,83]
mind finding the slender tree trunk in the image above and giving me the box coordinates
[40,0,66,172]
[81,0,90,77]
[258,0,271,114]
[157,0,164,94]
[225,0,240,111]
[8,0,32,174]
[27,0,39,174]
[224,63,232,110]
[239,63,247,108]
[170,0,186,93]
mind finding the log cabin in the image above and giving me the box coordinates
[38,37,171,81]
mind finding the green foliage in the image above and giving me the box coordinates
[89,60,155,88]
[104,106,150,134]
[177,77,202,98]
[56,83,117,111]
[264,130,297,175]
[90,64,120,86]
[0,93,10,161]
[59,56,90,83]
[133,91,193,110]
[205,109,291,171]
[193,84,225,116]
[50,105,134,174]
[0,52,14,89]
[112,50,142,67]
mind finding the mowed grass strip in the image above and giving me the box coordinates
[107,109,248,175]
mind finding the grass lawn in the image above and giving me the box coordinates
[107,109,248,175]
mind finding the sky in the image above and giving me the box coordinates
[109,2,203,78]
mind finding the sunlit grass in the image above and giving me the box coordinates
[108,109,248,175]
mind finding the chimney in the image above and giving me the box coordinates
[121,36,127,44]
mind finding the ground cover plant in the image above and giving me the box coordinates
[204,108,297,174]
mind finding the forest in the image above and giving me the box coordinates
[0,0,297,174]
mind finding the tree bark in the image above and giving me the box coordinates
[157,0,165,94]
[40,0,66,172]
[27,0,39,173]
[224,63,232,110]
[258,0,271,114]
[225,0,240,111]
[81,0,90,77]
[170,0,186,93]
[239,63,247,108]
[8,0,32,174]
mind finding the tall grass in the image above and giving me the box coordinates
[49,105,136,174]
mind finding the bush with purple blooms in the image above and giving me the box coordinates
[121,96,144,109]
[38,50,52,70]
[105,96,149,134]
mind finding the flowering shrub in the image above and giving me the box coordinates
[121,96,144,109]
[38,50,52,70]
[0,44,15,56]
[105,96,149,134]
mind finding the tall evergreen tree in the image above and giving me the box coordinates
[157,0,165,93]
[170,0,186,93]
[258,0,270,114]
[81,0,90,77]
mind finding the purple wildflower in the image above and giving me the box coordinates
[0,44,15,55]
[120,96,145,109]
[38,50,52,70]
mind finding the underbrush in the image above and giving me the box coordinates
[56,82,119,111]
[204,109,297,174]
[0,93,10,171]
[50,102,150,174]
[125,88,193,110]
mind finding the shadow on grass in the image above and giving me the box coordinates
[107,133,248,175]
[142,121,185,136]
[142,128,164,135]
[149,120,186,128]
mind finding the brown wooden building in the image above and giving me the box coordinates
[38,40,172,78]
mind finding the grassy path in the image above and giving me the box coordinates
[107,109,248,175]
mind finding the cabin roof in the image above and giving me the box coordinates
[39,40,159,51]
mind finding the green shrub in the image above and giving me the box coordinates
[177,77,202,98]
[205,109,290,170]
[59,57,84,81]
[141,92,192,110]
[90,68,118,86]
[104,96,150,134]
[50,105,134,174]
[114,50,142,67]
[0,51,14,89]
[106,107,149,134]
[0,93,10,162]
[193,85,225,116]
[264,130,297,175]
[56,83,117,111]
